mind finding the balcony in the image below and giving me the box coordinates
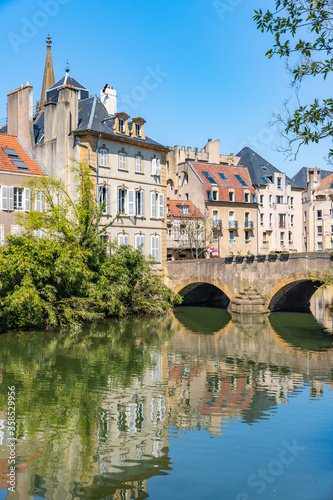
[279,221,286,228]
[212,219,222,228]
[229,221,238,229]
[244,221,254,229]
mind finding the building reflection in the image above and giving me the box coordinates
[0,309,332,498]
[310,285,333,331]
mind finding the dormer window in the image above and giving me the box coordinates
[115,113,130,135]
[132,117,146,140]
[136,123,141,137]
[277,177,282,188]
[229,190,235,202]
[119,119,125,133]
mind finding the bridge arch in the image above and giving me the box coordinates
[176,279,232,309]
[268,277,324,312]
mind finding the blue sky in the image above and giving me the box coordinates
[0,0,332,178]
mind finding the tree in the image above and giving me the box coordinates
[254,1,333,159]
[169,208,214,259]
[17,162,117,249]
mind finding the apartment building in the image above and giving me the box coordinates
[237,147,303,254]
[0,134,46,243]
[166,199,203,259]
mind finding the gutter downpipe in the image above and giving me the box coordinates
[96,134,102,202]
[75,137,93,169]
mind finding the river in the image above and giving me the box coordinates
[0,288,333,499]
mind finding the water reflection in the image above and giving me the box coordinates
[0,308,332,499]
[310,285,333,331]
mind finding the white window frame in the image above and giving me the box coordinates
[136,155,143,173]
[229,230,235,245]
[0,225,4,245]
[98,185,110,215]
[13,187,24,211]
[117,188,127,215]
[36,190,46,212]
[135,234,144,253]
[118,234,128,246]
[136,190,144,217]
[135,123,141,137]
[119,152,126,171]
[151,158,157,176]
[100,149,108,167]
[119,118,125,133]
[151,235,160,262]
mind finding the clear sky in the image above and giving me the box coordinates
[0,0,332,178]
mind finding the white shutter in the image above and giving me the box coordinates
[152,158,157,175]
[36,190,41,212]
[25,189,31,211]
[41,192,46,212]
[151,235,159,261]
[128,189,135,216]
[135,235,144,254]
[140,190,144,217]
[2,186,8,211]
[151,192,157,219]
[117,188,120,214]
[136,156,142,173]
[156,159,161,176]
[158,193,164,218]
[106,186,110,215]
[118,234,128,246]
[0,226,3,245]
[8,187,14,211]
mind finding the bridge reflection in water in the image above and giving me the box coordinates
[0,304,332,499]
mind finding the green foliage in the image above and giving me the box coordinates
[0,236,178,333]
[254,1,333,158]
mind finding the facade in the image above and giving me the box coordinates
[0,134,46,243]
[302,168,333,252]
[166,199,203,259]
[167,159,258,256]
[5,38,169,263]
[237,147,303,254]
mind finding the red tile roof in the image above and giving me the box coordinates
[189,162,255,203]
[320,172,333,189]
[0,134,45,176]
[167,199,203,218]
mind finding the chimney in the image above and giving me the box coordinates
[204,139,220,164]
[307,168,321,190]
[7,83,34,154]
[100,84,117,115]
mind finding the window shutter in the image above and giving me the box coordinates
[156,159,161,175]
[152,158,157,175]
[158,193,164,218]
[106,186,110,215]
[151,192,157,218]
[151,235,159,261]
[41,192,46,212]
[2,186,8,211]
[117,188,120,214]
[36,190,41,212]
[8,187,14,211]
[128,189,135,216]
[140,190,144,217]
[25,188,31,211]
[0,226,3,245]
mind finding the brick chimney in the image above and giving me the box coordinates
[100,84,117,115]
[7,83,34,154]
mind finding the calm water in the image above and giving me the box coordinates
[0,294,333,499]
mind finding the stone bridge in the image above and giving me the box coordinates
[163,253,333,313]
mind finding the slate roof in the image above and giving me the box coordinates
[0,134,45,175]
[292,166,333,189]
[237,146,301,189]
[167,200,203,218]
[47,73,88,92]
[189,162,256,203]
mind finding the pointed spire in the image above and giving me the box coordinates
[40,35,55,109]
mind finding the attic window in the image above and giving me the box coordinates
[119,118,125,133]
[177,204,189,214]
[266,175,273,183]
[260,177,267,184]
[260,165,268,171]
[234,174,247,186]
[2,148,29,171]
[219,173,228,180]
[203,171,216,184]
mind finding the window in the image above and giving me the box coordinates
[269,213,272,227]
[100,234,110,253]
[119,152,126,170]
[331,225,333,235]
[260,165,268,171]
[203,171,216,184]
[260,177,267,184]
[135,123,141,137]
[290,215,294,227]
[118,234,128,246]
[234,174,247,186]
[212,190,218,201]
[166,161,169,171]
[167,226,172,239]
[289,231,292,245]
[3,148,29,170]
[98,185,110,215]
[184,174,188,184]
[135,234,144,253]
[269,195,272,207]
[245,231,250,244]
[12,225,24,236]
[207,190,212,201]
[151,192,164,219]
[213,231,219,244]
[317,241,323,251]
[280,232,285,246]
[263,232,267,244]
[185,193,189,200]
[151,158,160,176]
[304,211,307,222]
[136,156,143,173]
[36,190,46,211]
[287,196,290,207]
[279,214,286,228]
[14,187,24,211]
[317,210,322,220]
[119,119,125,133]
[117,188,127,215]
[244,192,249,202]
[181,204,189,214]
[260,195,264,207]
[276,196,283,204]
[260,214,264,226]
[290,197,294,209]
[317,226,322,236]
[151,235,159,261]
[277,177,282,188]
[135,190,144,217]
[219,173,228,180]
[229,230,235,245]
[100,149,107,167]
[229,191,234,202]
[330,209,333,218]
[213,211,218,226]
[0,226,4,245]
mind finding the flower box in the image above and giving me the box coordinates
[257,255,266,262]
[279,253,289,262]
[246,255,254,263]
[235,256,244,263]
[225,256,233,264]
[268,253,277,262]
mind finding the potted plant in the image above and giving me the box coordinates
[257,254,266,262]
[246,251,254,263]
[225,252,233,264]
[279,251,289,262]
[268,252,278,262]
[235,252,244,263]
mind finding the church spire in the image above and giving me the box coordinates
[39,35,55,109]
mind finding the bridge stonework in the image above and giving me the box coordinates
[163,253,332,313]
